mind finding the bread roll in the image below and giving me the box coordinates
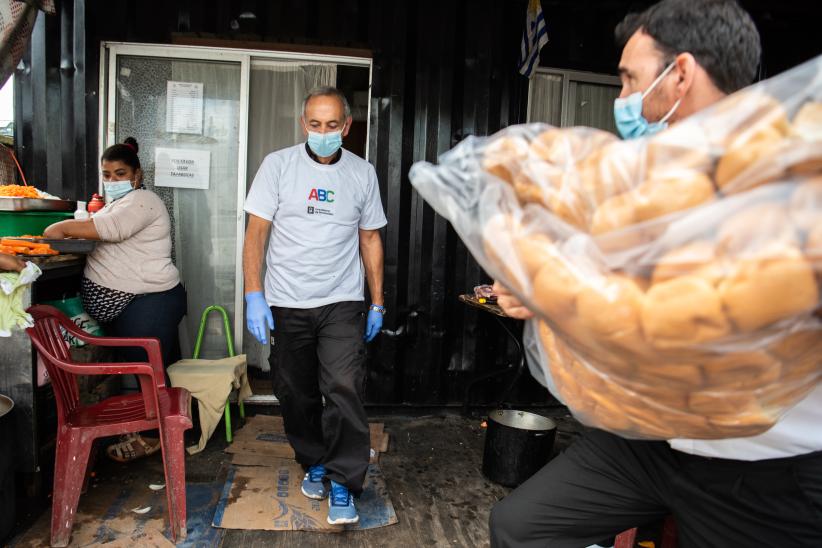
[788,102,822,175]
[712,92,791,145]
[540,324,589,406]
[789,177,822,232]
[790,101,822,143]
[651,241,724,285]
[531,252,585,319]
[714,95,790,191]
[482,214,528,293]
[717,203,799,258]
[531,128,616,166]
[758,381,819,414]
[576,274,645,349]
[632,172,715,223]
[512,173,550,207]
[530,129,577,167]
[768,329,822,363]
[482,135,529,184]
[706,412,775,433]
[642,276,730,348]
[715,125,786,191]
[719,247,819,331]
[701,351,780,391]
[618,373,690,410]
[807,220,822,273]
[623,404,685,439]
[590,192,636,235]
[577,140,642,206]
[549,183,590,230]
[514,164,591,229]
[643,361,704,389]
[688,390,762,416]
[587,389,635,432]
[538,321,562,364]
[788,143,822,178]
[565,351,609,393]
[513,232,555,279]
[768,330,822,384]
[646,122,714,177]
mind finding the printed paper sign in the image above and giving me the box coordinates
[155,147,211,190]
[166,81,204,134]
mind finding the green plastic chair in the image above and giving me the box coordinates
[192,305,245,442]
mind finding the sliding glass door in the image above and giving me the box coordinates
[104,46,249,359]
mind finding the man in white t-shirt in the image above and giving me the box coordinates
[243,86,387,526]
[490,1,822,547]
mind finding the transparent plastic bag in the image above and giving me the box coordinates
[409,55,822,439]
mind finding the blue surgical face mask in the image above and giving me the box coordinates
[306,127,344,158]
[614,61,681,139]
[103,181,134,202]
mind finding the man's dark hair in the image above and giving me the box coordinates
[615,0,761,94]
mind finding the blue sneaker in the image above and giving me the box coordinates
[327,480,359,525]
[300,464,327,500]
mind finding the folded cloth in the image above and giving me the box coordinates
[167,354,252,454]
[0,262,41,337]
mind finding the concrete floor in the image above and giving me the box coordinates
[11,407,582,547]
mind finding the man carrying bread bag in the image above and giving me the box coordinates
[489,1,822,547]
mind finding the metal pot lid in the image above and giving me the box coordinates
[488,409,556,431]
[0,394,13,419]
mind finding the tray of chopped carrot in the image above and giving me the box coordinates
[0,184,75,211]
[0,238,59,257]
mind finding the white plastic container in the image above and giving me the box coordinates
[73,200,89,220]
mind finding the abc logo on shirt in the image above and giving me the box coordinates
[308,188,335,202]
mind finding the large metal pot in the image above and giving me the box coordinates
[482,409,557,487]
[0,394,16,542]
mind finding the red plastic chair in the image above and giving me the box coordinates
[25,305,193,547]
[614,515,678,548]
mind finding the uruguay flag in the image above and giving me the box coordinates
[518,0,549,78]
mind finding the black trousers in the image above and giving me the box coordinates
[490,429,822,548]
[104,283,187,368]
[269,301,369,494]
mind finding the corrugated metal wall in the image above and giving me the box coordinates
[15,0,822,406]
[15,0,96,202]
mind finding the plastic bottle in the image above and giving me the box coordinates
[87,194,105,216]
[73,200,90,220]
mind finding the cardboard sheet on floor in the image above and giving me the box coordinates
[225,414,390,465]
[215,415,396,532]
[10,481,224,547]
[212,460,397,532]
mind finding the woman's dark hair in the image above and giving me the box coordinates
[101,137,141,171]
[615,0,761,94]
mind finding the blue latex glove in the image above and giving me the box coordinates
[245,291,274,344]
[365,307,383,342]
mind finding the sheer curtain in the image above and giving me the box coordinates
[528,72,563,125]
[246,62,337,188]
[170,61,242,359]
[244,62,337,370]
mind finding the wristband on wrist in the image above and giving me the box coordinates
[369,304,386,314]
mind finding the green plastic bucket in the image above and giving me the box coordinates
[0,211,73,237]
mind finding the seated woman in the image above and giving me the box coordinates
[44,137,187,462]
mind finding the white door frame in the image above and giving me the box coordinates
[100,42,373,354]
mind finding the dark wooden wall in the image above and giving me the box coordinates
[14,0,822,406]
